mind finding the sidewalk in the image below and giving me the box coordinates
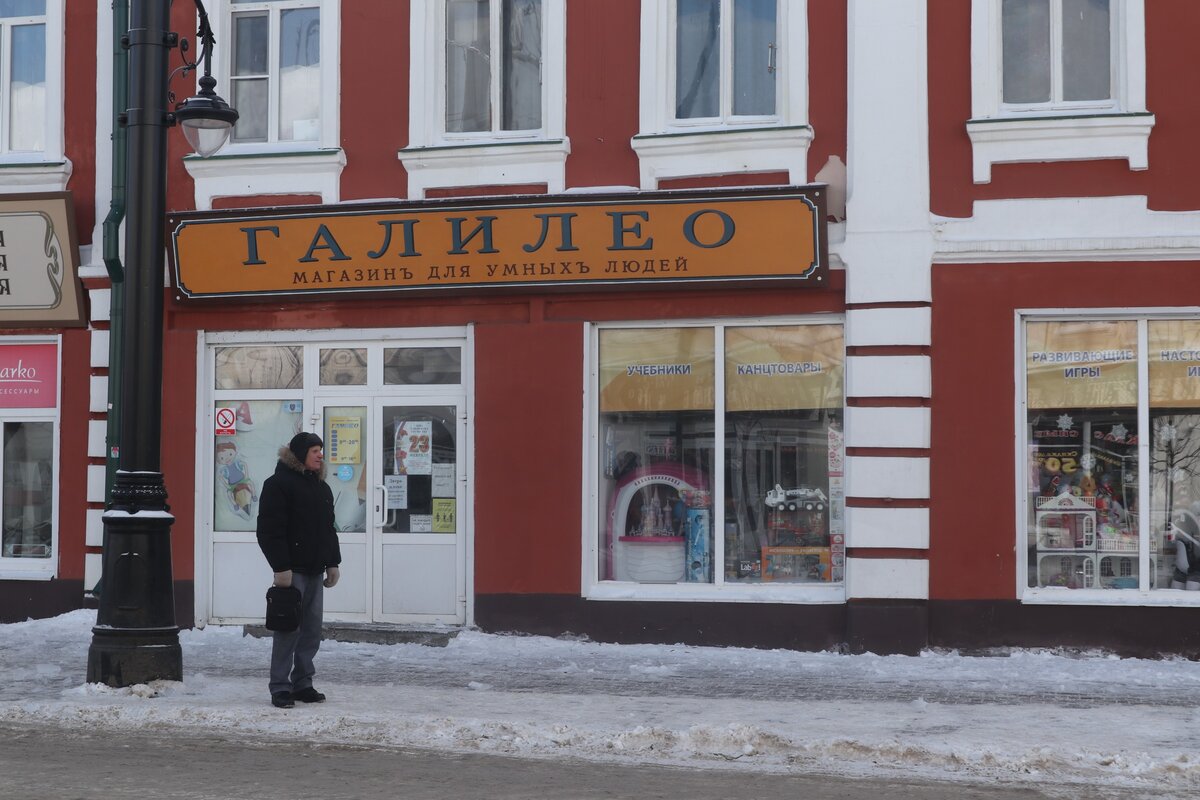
[2,610,1198,798]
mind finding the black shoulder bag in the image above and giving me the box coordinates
[265,585,302,632]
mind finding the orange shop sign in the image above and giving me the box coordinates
[168,187,827,299]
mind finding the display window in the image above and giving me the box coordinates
[1023,316,1200,599]
[592,320,844,597]
[0,339,59,580]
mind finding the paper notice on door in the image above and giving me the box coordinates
[432,498,456,533]
[409,514,433,532]
[384,474,407,509]
[327,416,361,465]
[432,463,455,497]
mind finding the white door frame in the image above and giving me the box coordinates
[193,326,475,629]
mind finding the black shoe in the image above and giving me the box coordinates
[271,691,294,708]
[293,687,326,704]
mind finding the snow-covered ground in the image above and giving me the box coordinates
[2,610,1198,798]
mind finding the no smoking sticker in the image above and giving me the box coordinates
[215,407,236,436]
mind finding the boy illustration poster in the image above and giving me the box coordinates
[216,440,258,520]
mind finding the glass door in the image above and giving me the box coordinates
[374,399,465,624]
[315,398,371,619]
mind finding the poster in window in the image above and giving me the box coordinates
[213,399,304,532]
[598,327,714,412]
[432,462,456,497]
[394,420,433,475]
[385,474,407,510]
[326,415,361,464]
[1026,321,1137,409]
[724,324,844,411]
[1149,320,1200,409]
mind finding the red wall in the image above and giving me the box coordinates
[164,275,845,590]
[808,0,848,179]
[64,0,97,243]
[927,0,1200,218]
[931,261,1200,600]
[56,328,90,579]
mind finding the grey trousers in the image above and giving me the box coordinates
[269,571,324,695]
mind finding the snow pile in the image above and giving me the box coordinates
[1,610,1198,797]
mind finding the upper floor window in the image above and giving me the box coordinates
[1001,0,1111,111]
[228,0,321,145]
[402,0,567,198]
[675,0,777,124]
[0,1,46,155]
[445,0,543,136]
[633,0,808,189]
[967,0,1151,183]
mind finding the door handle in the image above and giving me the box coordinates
[374,485,386,528]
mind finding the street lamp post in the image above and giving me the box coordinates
[87,0,236,687]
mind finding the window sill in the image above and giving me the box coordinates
[1022,587,1200,607]
[398,138,570,199]
[585,580,845,604]
[0,568,54,581]
[0,159,72,193]
[966,112,1155,184]
[630,126,813,190]
[183,148,346,210]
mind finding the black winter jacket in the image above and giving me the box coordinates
[256,447,341,575]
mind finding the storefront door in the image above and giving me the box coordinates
[315,395,466,625]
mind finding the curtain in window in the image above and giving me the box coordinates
[447,0,491,132]
[501,0,541,131]
[676,0,719,119]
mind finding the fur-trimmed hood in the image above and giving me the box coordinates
[277,445,327,481]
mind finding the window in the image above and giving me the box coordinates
[592,321,844,598]
[633,0,809,189]
[186,1,342,209]
[0,340,59,580]
[968,0,1152,183]
[0,1,65,191]
[403,0,567,198]
[1022,316,1200,599]
[0,1,45,154]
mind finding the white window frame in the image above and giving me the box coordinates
[402,0,568,199]
[632,0,810,190]
[1017,308,1200,607]
[185,0,343,209]
[0,334,62,581]
[0,0,68,192]
[583,316,846,605]
[968,0,1153,183]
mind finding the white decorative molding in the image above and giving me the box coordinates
[87,420,106,458]
[89,288,111,323]
[86,465,106,504]
[89,330,109,368]
[631,127,812,190]
[845,306,930,347]
[0,160,72,193]
[845,507,930,549]
[400,140,570,199]
[933,195,1200,263]
[84,552,102,594]
[845,355,931,398]
[966,114,1155,183]
[846,406,930,449]
[845,455,930,499]
[184,149,346,210]
[846,557,929,600]
[85,508,104,548]
[88,376,107,414]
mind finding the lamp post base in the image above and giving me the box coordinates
[87,627,182,686]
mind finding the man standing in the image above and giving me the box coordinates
[256,431,342,709]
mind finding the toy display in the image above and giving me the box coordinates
[606,465,707,583]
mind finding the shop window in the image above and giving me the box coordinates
[227,0,323,145]
[967,0,1151,183]
[1023,317,1200,598]
[0,340,59,579]
[633,0,809,188]
[595,322,844,593]
[213,399,303,532]
[402,0,567,197]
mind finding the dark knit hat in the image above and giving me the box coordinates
[288,432,323,463]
